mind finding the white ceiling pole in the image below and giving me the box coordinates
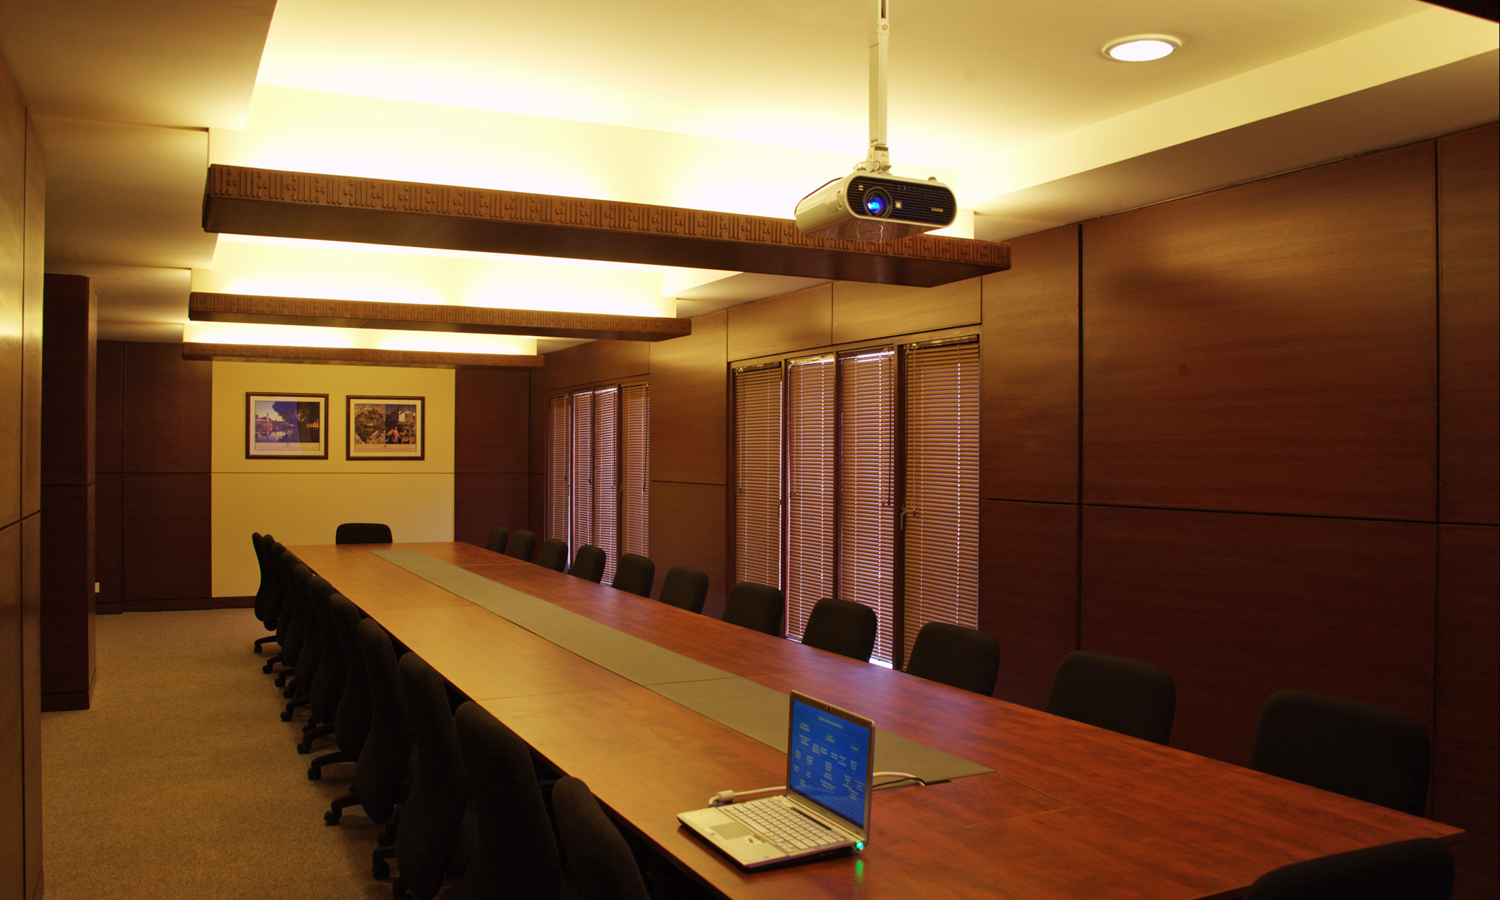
[864,0,891,174]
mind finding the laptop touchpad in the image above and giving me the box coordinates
[711,822,752,840]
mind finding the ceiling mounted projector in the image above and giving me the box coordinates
[795,0,956,242]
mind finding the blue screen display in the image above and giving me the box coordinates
[788,698,869,829]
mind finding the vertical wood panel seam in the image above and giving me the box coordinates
[1075,224,1085,652]
[1431,141,1443,812]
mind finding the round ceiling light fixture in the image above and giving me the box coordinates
[1103,36,1181,62]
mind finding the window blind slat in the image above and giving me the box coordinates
[734,366,783,589]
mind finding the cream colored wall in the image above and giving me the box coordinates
[211,361,455,597]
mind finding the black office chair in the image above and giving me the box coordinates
[505,529,537,562]
[1250,689,1431,816]
[261,542,298,674]
[656,564,708,614]
[610,553,655,598]
[326,619,413,835]
[309,593,372,780]
[483,526,509,554]
[394,652,473,900]
[536,537,569,572]
[451,702,561,900]
[279,560,324,720]
[721,582,784,636]
[801,598,878,662]
[336,522,394,544]
[1241,837,1453,900]
[297,573,347,751]
[250,533,280,654]
[1044,651,1176,745]
[571,545,607,584]
[552,776,651,900]
[905,622,1000,696]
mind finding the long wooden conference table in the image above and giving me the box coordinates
[292,541,1461,900]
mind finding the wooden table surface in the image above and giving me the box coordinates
[293,542,1462,900]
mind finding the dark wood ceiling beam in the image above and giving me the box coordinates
[181,342,543,369]
[188,291,692,341]
[202,165,1009,288]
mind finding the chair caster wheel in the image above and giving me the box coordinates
[324,809,340,826]
[297,741,312,754]
[279,710,292,722]
[275,674,287,687]
[372,858,390,879]
[307,766,321,780]
[262,662,274,674]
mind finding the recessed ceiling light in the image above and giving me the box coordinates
[1103,36,1181,62]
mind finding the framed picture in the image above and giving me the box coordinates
[347,395,426,461]
[246,393,329,459]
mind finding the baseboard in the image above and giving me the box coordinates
[42,691,90,712]
[122,596,255,612]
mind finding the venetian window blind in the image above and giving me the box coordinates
[784,355,835,643]
[837,348,898,664]
[733,364,783,590]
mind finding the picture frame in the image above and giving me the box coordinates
[347,395,426,461]
[246,393,329,459]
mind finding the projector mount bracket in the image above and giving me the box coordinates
[854,0,892,175]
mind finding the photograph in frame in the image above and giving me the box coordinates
[347,395,425,461]
[247,393,329,459]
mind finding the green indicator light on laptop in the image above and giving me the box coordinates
[855,841,865,851]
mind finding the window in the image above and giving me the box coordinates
[549,383,649,583]
[732,337,979,667]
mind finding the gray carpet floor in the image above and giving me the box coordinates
[41,609,388,899]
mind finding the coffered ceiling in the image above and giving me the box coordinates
[2,0,1496,347]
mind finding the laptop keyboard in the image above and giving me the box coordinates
[725,798,840,851]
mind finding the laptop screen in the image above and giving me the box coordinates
[787,695,871,830]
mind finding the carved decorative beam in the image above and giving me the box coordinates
[189,291,691,341]
[202,165,1009,288]
[181,342,543,369]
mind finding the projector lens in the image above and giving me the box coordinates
[862,188,892,217]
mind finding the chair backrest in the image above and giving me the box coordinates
[354,618,413,825]
[657,564,708,613]
[801,598,878,662]
[505,529,537,562]
[484,526,509,554]
[536,537,569,572]
[1250,689,1431,816]
[1045,651,1176,745]
[552,776,651,900]
[571,545,607,583]
[610,553,655,598]
[327,593,372,760]
[396,652,472,900]
[304,573,346,722]
[905,622,1000,696]
[454,702,562,900]
[1242,837,1453,900]
[721,582,784,636]
[251,533,271,622]
[335,522,393,544]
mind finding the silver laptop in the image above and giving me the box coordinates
[678,691,874,869]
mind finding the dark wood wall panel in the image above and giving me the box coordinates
[649,481,728,617]
[21,117,41,522]
[39,484,93,708]
[40,275,95,485]
[527,472,546,539]
[978,500,1078,710]
[589,340,650,385]
[1082,143,1437,521]
[96,340,123,474]
[1436,524,1499,900]
[543,343,591,392]
[980,225,1079,503]
[122,473,211,603]
[1081,506,1436,763]
[831,276,980,345]
[0,523,22,895]
[1438,124,1499,526]
[650,310,727,485]
[454,368,529,474]
[95,473,122,614]
[121,342,211,473]
[453,474,530,548]
[727,284,832,362]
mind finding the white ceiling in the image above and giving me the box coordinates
[1,0,1496,344]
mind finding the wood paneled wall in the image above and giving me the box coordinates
[540,123,1497,899]
[95,341,213,612]
[453,369,532,547]
[2,45,45,900]
[40,275,96,711]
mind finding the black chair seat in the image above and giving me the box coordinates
[505,530,537,562]
[721,582,784,636]
[611,554,655,598]
[336,522,393,544]
[657,565,708,613]
[536,537,569,572]
[484,527,509,554]
[1045,651,1175,745]
[571,545,607,583]
[904,622,999,696]
[801,598,878,662]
